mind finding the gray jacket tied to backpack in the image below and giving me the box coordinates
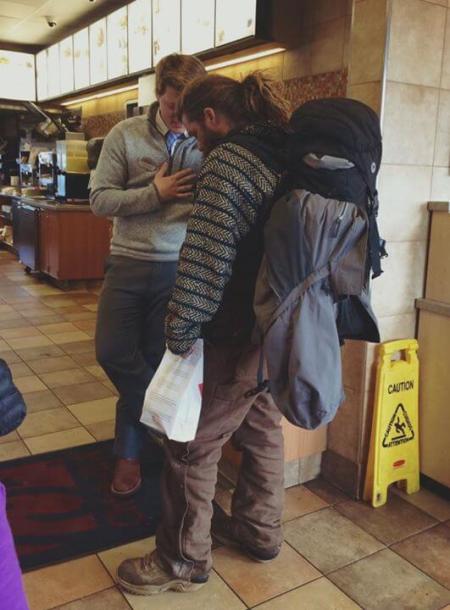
[250,98,384,430]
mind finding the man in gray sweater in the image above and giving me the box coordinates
[90,54,205,496]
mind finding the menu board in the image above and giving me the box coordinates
[215,0,257,46]
[182,0,214,55]
[59,36,74,95]
[89,18,107,85]
[152,0,180,65]
[107,6,128,79]
[0,50,35,101]
[47,44,61,98]
[36,50,48,101]
[73,28,90,90]
[128,0,152,74]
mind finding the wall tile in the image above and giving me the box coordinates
[312,0,352,24]
[383,82,439,165]
[434,89,450,167]
[347,81,383,114]
[371,241,427,317]
[349,0,388,85]
[431,166,450,199]
[311,17,347,75]
[377,164,432,242]
[377,312,418,342]
[283,44,312,80]
[388,0,446,88]
[442,12,450,90]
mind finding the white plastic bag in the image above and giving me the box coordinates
[140,339,203,442]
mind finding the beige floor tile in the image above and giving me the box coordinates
[15,375,47,393]
[0,316,29,330]
[59,340,95,355]
[23,555,113,610]
[9,361,33,378]
[49,331,92,345]
[284,507,384,574]
[0,349,22,364]
[392,523,450,589]
[53,587,130,610]
[0,309,25,321]
[335,495,438,545]
[86,419,115,441]
[255,577,360,610]
[17,407,79,438]
[0,304,14,314]
[73,320,96,333]
[0,430,19,445]
[213,543,320,607]
[23,389,63,413]
[392,486,450,521]
[329,548,450,610]
[67,397,116,425]
[37,322,80,335]
[24,427,95,454]
[85,365,109,381]
[25,315,66,326]
[54,381,113,406]
[39,368,95,389]
[6,335,53,350]
[15,343,65,362]
[0,338,9,351]
[23,285,63,296]
[125,571,245,610]
[28,356,79,375]
[98,537,156,579]
[84,303,98,312]
[102,379,118,394]
[63,311,97,322]
[283,485,329,522]
[0,326,43,340]
[0,440,30,461]
[41,297,80,309]
[70,351,98,367]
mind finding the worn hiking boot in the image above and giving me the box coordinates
[117,550,208,596]
[211,502,281,563]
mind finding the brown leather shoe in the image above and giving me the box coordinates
[111,457,142,497]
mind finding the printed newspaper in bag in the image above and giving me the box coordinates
[140,339,203,442]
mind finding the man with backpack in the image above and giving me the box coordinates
[116,72,291,595]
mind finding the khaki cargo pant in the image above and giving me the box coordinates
[156,342,285,580]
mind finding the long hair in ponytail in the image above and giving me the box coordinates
[180,71,290,128]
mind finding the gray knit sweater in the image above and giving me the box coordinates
[90,104,203,261]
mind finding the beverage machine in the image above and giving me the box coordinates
[56,138,90,201]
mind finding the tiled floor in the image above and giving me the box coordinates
[1,250,450,610]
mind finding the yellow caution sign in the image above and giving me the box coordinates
[364,339,420,508]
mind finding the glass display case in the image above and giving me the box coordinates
[152,0,180,65]
[107,6,128,80]
[215,0,257,46]
[89,18,107,85]
[128,0,153,74]
[59,36,74,95]
[73,28,90,90]
[182,0,215,55]
[0,50,35,101]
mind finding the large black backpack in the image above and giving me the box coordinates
[249,98,386,428]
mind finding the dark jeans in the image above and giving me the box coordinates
[156,342,285,580]
[96,255,178,459]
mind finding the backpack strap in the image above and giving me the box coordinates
[366,190,388,279]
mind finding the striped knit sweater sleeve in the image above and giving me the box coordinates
[165,141,280,355]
